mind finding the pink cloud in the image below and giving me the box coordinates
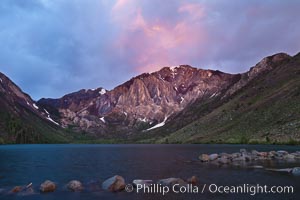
[178,3,206,20]
[110,2,208,73]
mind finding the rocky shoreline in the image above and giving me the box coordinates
[0,175,199,196]
[198,149,300,175]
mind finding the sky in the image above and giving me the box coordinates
[0,0,300,100]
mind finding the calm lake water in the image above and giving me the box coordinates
[0,144,299,200]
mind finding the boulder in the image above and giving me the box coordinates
[133,180,153,187]
[199,154,209,162]
[67,180,83,192]
[240,149,247,154]
[251,150,259,155]
[276,150,288,157]
[284,154,295,160]
[232,156,246,162]
[291,153,300,159]
[40,180,56,193]
[102,175,125,192]
[231,153,241,158]
[258,152,268,157]
[220,153,231,158]
[292,167,300,176]
[244,155,252,162]
[186,176,198,185]
[218,156,231,165]
[268,151,276,159]
[157,178,187,187]
[209,154,219,161]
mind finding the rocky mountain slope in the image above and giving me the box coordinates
[0,72,70,144]
[37,65,240,136]
[141,53,300,144]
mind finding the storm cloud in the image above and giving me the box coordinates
[0,0,299,99]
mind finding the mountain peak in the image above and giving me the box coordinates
[259,52,291,65]
[248,52,291,76]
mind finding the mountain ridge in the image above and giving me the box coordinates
[37,64,240,135]
[0,52,299,144]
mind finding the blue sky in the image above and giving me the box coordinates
[0,0,300,100]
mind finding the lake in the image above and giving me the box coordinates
[0,144,299,200]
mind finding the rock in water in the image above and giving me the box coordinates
[11,186,22,193]
[157,178,187,187]
[199,154,209,162]
[292,167,300,176]
[218,156,231,164]
[67,180,83,192]
[240,149,247,154]
[40,180,56,193]
[133,180,153,187]
[285,154,295,160]
[187,176,198,185]
[102,175,125,192]
[209,154,219,161]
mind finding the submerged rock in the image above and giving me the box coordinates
[40,180,56,193]
[102,175,125,192]
[186,176,198,185]
[292,167,300,176]
[248,165,264,169]
[9,183,34,195]
[86,180,101,192]
[67,180,83,192]
[11,186,22,193]
[19,187,35,196]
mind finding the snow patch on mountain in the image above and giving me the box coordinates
[100,117,106,123]
[44,109,49,115]
[146,116,168,131]
[210,92,218,98]
[138,117,147,122]
[99,88,106,95]
[43,109,59,125]
[180,97,184,103]
[169,66,179,72]
[46,116,59,126]
[33,103,39,109]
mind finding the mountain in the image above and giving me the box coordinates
[0,72,70,144]
[141,53,300,144]
[37,65,240,137]
[1,52,299,144]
